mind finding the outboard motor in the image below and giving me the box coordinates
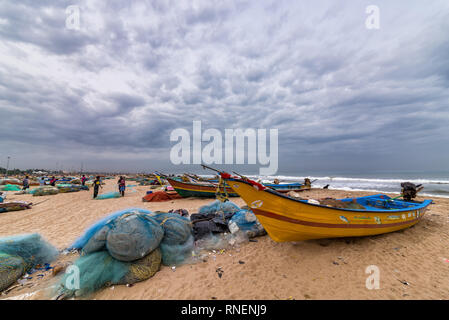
[401,182,422,201]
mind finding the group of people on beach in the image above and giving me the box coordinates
[21,174,127,199]
[92,175,126,199]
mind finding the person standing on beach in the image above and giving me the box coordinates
[22,176,30,190]
[118,176,126,197]
[93,176,102,198]
[49,176,57,186]
[81,175,87,186]
[304,178,311,188]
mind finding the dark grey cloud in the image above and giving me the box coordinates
[0,0,448,173]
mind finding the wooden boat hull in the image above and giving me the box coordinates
[166,178,239,198]
[225,179,432,242]
[265,183,310,193]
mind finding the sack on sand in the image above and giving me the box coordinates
[58,249,161,298]
[0,234,58,292]
[153,213,194,266]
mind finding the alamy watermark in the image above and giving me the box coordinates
[65,5,80,30]
[365,265,380,289]
[170,121,278,175]
[365,5,380,30]
[64,265,80,290]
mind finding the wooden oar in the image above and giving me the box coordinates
[33,198,50,206]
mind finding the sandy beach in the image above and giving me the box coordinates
[1,179,449,300]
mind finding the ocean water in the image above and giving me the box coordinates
[200,171,449,198]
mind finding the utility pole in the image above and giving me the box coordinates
[6,156,10,178]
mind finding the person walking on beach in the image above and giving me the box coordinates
[118,176,126,197]
[81,175,87,186]
[93,176,102,198]
[22,176,30,191]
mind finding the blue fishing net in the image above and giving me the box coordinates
[57,248,161,298]
[228,209,266,238]
[153,213,192,245]
[0,233,59,268]
[56,184,85,193]
[0,184,21,191]
[69,208,154,251]
[95,191,121,199]
[0,234,59,291]
[106,213,163,261]
[159,236,194,266]
[153,213,194,266]
[0,253,26,291]
[32,186,59,196]
[198,200,241,215]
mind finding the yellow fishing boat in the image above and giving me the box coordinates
[221,175,432,242]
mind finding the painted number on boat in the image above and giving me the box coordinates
[250,200,263,209]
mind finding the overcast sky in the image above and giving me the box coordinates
[0,0,448,175]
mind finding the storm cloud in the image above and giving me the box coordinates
[0,0,448,173]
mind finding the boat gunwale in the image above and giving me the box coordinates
[225,178,432,214]
[166,177,239,196]
[166,177,217,188]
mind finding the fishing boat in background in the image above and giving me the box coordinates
[206,169,432,242]
[264,182,310,193]
[165,177,239,198]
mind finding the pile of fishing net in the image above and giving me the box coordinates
[191,200,266,240]
[58,249,162,298]
[56,184,86,193]
[228,208,266,238]
[0,184,22,192]
[308,198,366,209]
[198,200,241,215]
[153,213,194,266]
[95,191,121,200]
[59,208,195,297]
[0,234,58,292]
[0,201,32,213]
[69,208,157,252]
[142,191,183,202]
[31,186,60,196]
[191,200,241,240]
